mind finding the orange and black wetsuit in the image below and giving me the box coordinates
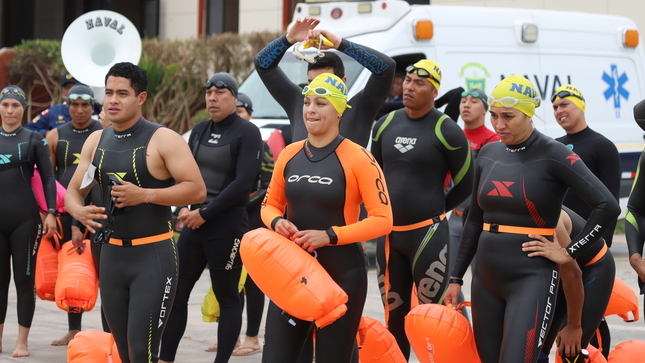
[92,118,176,363]
[452,130,619,363]
[370,107,473,359]
[540,207,614,361]
[0,126,56,329]
[261,136,392,363]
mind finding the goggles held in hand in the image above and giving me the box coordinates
[293,34,325,64]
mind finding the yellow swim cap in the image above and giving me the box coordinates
[302,73,352,115]
[408,59,442,91]
[489,75,541,117]
[552,84,585,112]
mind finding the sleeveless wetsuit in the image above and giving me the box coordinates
[54,120,103,331]
[452,130,619,363]
[0,126,56,328]
[92,118,176,363]
[261,136,392,363]
[541,207,614,359]
[254,36,395,147]
[370,108,473,359]
[160,113,262,363]
[557,127,621,246]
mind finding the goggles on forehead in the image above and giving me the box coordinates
[550,90,585,103]
[293,34,325,64]
[204,79,233,91]
[488,95,541,108]
[1,88,26,99]
[68,93,93,101]
[302,85,347,99]
[461,91,485,100]
[405,65,441,85]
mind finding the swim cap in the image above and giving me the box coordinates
[0,85,27,109]
[205,72,238,97]
[462,88,488,111]
[634,98,645,132]
[68,83,95,101]
[236,92,253,113]
[408,59,442,91]
[551,84,585,112]
[489,75,541,117]
[302,73,352,115]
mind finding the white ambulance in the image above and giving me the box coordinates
[239,0,645,214]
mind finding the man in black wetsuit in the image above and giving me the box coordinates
[552,84,620,247]
[370,59,473,359]
[254,16,395,148]
[159,73,263,363]
[65,62,206,363]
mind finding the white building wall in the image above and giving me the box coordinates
[240,0,284,33]
[159,0,200,40]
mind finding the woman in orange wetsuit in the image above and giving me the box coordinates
[260,73,393,363]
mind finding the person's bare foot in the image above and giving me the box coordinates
[12,342,28,357]
[51,330,80,346]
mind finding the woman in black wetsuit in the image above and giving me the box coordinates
[444,75,619,363]
[0,86,57,357]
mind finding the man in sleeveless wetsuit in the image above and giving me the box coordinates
[552,84,620,247]
[254,16,395,148]
[370,60,474,359]
[65,62,206,363]
[159,73,263,363]
[45,83,104,345]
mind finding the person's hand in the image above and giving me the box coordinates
[177,209,206,230]
[293,230,329,253]
[443,282,463,309]
[72,205,107,234]
[273,218,299,239]
[42,214,58,239]
[307,29,341,50]
[556,324,582,358]
[110,180,150,208]
[71,225,84,249]
[629,254,645,283]
[99,110,111,128]
[523,233,573,264]
[286,17,320,44]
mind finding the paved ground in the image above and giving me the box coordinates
[0,236,643,362]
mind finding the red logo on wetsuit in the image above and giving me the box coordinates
[486,181,515,197]
[566,154,581,165]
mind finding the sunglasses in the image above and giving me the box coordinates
[1,88,26,99]
[302,85,346,98]
[68,93,93,101]
[550,90,585,103]
[293,34,325,64]
[405,65,441,85]
[488,95,541,108]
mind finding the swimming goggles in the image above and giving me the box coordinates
[488,95,541,108]
[461,91,485,101]
[405,65,441,85]
[293,34,325,64]
[204,79,233,91]
[302,85,347,99]
[68,93,93,101]
[0,88,26,99]
[550,90,585,103]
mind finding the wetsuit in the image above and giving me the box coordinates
[254,36,395,148]
[557,127,620,246]
[370,108,473,359]
[451,130,619,363]
[0,126,56,329]
[53,120,103,332]
[160,113,262,363]
[626,149,645,295]
[92,118,177,363]
[261,136,392,363]
[541,207,615,360]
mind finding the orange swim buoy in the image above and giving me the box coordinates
[35,235,60,301]
[404,303,480,363]
[357,316,406,363]
[604,276,639,322]
[608,340,645,362]
[67,329,121,363]
[555,344,607,363]
[240,228,348,329]
[55,241,98,313]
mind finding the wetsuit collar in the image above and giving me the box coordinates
[210,112,238,126]
[0,125,22,137]
[304,135,344,162]
[505,129,539,153]
[113,117,146,140]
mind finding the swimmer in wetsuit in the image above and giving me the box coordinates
[0,85,58,357]
[523,207,614,362]
[444,75,619,363]
[254,16,395,148]
[45,83,105,345]
[65,62,206,363]
[260,73,393,363]
[370,60,473,359]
